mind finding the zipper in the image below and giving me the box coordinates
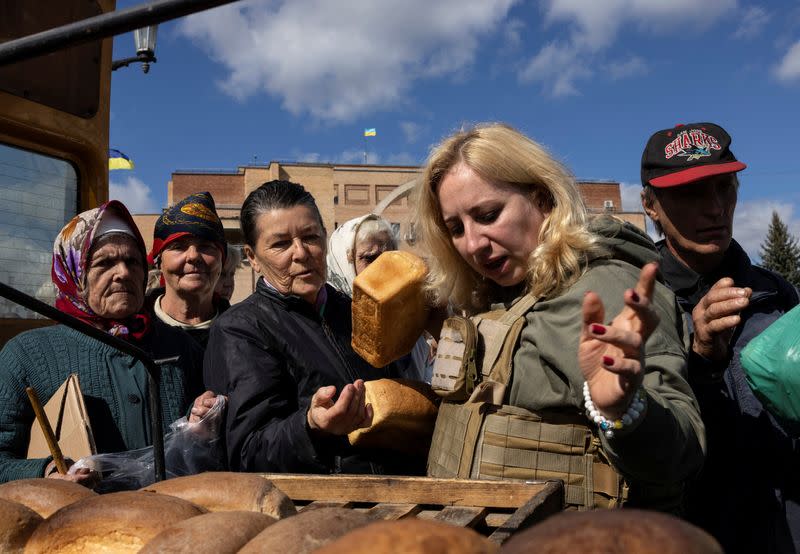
[320,317,360,383]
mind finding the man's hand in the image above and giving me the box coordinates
[307,380,373,436]
[691,277,751,362]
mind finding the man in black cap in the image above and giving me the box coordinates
[640,122,800,553]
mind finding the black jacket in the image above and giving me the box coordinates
[204,279,417,474]
[659,239,800,553]
[146,287,230,349]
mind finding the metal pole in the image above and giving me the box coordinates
[0,281,167,482]
[0,0,242,67]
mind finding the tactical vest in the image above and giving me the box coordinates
[427,293,628,509]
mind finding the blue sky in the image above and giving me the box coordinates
[109,0,800,260]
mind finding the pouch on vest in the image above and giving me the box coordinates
[430,315,478,401]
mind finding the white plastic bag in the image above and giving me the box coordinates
[70,396,227,492]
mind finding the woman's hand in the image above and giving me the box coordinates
[307,379,373,435]
[46,459,100,488]
[189,390,221,423]
[578,262,660,419]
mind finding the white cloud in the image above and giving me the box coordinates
[519,42,591,96]
[502,18,526,51]
[733,199,800,260]
[109,176,160,214]
[522,0,736,94]
[619,182,644,211]
[775,40,800,82]
[733,6,770,39]
[543,0,735,49]
[606,56,648,80]
[400,121,422,144]
[179,0,517,121]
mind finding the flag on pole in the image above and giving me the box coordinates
[109,149,135,170]
[363,128,376,137]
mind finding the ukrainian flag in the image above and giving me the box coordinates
[364,128,376,137]
[109,149,135,170]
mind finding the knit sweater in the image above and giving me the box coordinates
[0,321,204,483]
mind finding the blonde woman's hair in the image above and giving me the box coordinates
[415,122,604,312]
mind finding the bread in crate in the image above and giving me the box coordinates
[351,251,429,367]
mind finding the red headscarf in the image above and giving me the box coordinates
[51,200,150,340]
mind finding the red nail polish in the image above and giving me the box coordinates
[590,323,606,335]
[602,355,614,366]
[630,291,640,303]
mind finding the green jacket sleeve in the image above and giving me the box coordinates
[509,260,705,489]
[0,336,53,482]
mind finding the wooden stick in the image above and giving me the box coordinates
[26,387,68,475]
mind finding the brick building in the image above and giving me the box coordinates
[134,162,645,303]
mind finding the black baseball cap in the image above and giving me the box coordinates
[641,122,746,188]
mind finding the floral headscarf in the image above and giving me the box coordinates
[326,214,382,297]
[51,200,150,340]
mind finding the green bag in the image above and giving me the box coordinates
[740,304,800,424]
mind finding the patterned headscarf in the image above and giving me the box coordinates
[51,200,150,340]
[326,214,382,297]
[148,191,226,265]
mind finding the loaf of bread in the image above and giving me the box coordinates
[0,498,42,553]
[0,478,96,518]
[140,511,275,554]
[501,509,722,554]
[141,471,296,518]
[24,490,205,553]
[315,518,499,553]
[238,506,375,554]
[348,378,439,456]
[352,250,429,367]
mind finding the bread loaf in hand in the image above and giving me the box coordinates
[348,378,439,456]
[141,471,296,518]
[352,251,429,367]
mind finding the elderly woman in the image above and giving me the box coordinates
[0,201,204,484]
[147,192,228,349]
[327,214,433,382]
[204,180,413,474]
[417,123,705,511]
[214,244,242,302]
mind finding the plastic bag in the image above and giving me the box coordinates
[69,396,227,493]
[740,304,800,425]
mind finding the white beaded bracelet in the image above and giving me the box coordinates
[582,382,647,439]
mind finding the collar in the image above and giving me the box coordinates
[153,294,217,330]
[657,239,751,302]
[259,276,327,316]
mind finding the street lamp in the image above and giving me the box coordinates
[112,25,158,73]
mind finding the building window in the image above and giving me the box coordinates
[345,184,370,205]
[376,185,402,206]
[333,184,339,205]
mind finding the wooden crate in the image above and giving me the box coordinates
[261,474,564,544]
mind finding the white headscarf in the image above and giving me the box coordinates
[326,214,379,297]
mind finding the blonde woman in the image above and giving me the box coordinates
[417,123,704,511]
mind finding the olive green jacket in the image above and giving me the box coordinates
[508,217,706,509]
